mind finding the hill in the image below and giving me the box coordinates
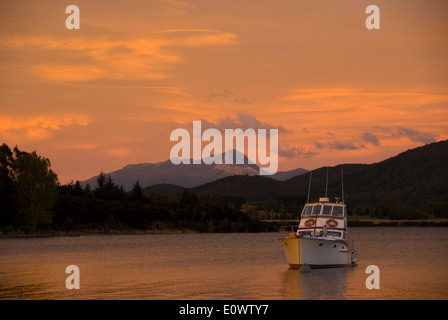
[81,149,307,190]
[271,167,308,181]
[83,140,447,221]
[188,140,448,219]
[142,183,186,199]
[192,175,286,203]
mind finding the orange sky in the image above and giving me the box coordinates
[1,0,447,184]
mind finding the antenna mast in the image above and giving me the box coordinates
[307,171,312,203]
[341,166,344,204]
[325,167,329,198]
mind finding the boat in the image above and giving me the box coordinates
[279,168,357,269]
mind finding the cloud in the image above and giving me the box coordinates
[156,29,238,47]
[104,147,133,158]
[280,88,359,102]
[315,140,365,150]
[203,112,289,134]
[0,114,89,141]
[362,132,380,146]
[376,126,437,144]
[394,126,437,144]
[182,113,302,159]
[314,126,435,152]
[3,36,175,82]
[208,90,251,105]
[278,145,317,159]
[2,29,238,83]
[328,141,362,150]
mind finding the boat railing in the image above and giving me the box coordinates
[279,225,299,235]
[346,233,355,250]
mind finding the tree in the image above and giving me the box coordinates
[12,148,59,230]
[94,171,107,198]
[130,180,144,202]
[0,143,14,225]
[93,172,127,201]
[73,180,84,196]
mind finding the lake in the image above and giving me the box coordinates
[0,227,447,300]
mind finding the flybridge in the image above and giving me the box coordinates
[169,120,278,175]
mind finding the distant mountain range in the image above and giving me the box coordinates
[78,140,447,221]
[144,140,448,214]
[81,149,308,190]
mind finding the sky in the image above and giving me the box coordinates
[1,0,447,184]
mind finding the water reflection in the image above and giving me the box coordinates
[0,274,58,300]
[282,267,351,300]
[0,263,69,300]
[1,229,448,299]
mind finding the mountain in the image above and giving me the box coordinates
[81,149,308,190]
[192,175,286,203]
[187,140,448,217]
[271,167,309,181]
[142,183,186,199]
[82,140,448,219]
[190,164,368,203]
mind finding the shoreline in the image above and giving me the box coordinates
[0,228,200,239]
[1,218,448,238]
[348,217,448,227]
[262,217,448,228]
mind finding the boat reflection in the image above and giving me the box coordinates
[282,267,351,300]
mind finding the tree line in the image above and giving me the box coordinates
[2,142,446,234]
[55,173,272,234]
[0,143,273,234]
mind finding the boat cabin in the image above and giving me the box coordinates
[297,197,347,240]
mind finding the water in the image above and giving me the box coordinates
[0,227,447,300]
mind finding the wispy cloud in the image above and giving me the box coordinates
[314,140,365,151]
[278,145,317,159]
[376,126,438,144]
[155,29,238,47]
[2,29,238,83]
[328,140,363,150]
[394,126,437,144]
[202,112,289,134]
[0,114,89,140]
[208,89,251,105]
[362,132,380,146]
[278,89,448,121]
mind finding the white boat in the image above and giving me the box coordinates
[279,169,357,269]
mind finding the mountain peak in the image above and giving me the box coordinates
[171,148,254,165]
[81,148,307,190]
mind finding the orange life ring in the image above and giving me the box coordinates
[326,219,338,228]
[304,219,315,227]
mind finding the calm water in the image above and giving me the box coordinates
[0,228,447,300]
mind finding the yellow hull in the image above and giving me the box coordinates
[280,237,302,266]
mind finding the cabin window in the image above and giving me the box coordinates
[302,206,313,216]
[332,206,344,216]
[322,205,332,215]
[312,205,322,215]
